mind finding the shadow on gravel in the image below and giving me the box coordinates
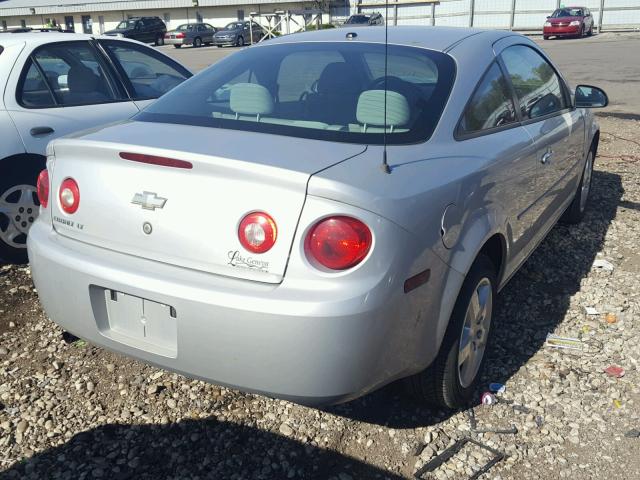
[327,169,623,429]
[0,419,404,480]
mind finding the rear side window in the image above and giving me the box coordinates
[137,42,456,145]
[500,45,567,121]
[19,41,122,108]
[458,62,517,135]
[0,46,4,56]
[20,61,57,107]
[100,40,190,100]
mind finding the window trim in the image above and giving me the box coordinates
[16,40,129,110]
[98,38,192,101]
[454,59,520,141]
[499,43,574,127]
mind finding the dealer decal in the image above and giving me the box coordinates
[228,250,269,272]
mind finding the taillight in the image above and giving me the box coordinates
[238,212,277,253]
[175,32,185,38]
[305,216,372,270]
[36,169,49,209]
[59,178,80,214]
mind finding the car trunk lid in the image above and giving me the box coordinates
[49,121,365,283]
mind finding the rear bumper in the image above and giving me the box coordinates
[544,25,581,36]
[165,38,189,46]
[27,220,451,406]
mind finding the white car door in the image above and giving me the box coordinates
[4,40,139,156]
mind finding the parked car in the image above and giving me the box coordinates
[104,16,168,46]
[543,6,595,39]
[0,31,191,263]
[213,21,264,47]
[343,13,385,26]
[165,23,217,48]
[28,27,607,408]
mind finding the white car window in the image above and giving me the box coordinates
[100,40,189,100]
[21,41,121,107]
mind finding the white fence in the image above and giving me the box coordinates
[331,0,640,32]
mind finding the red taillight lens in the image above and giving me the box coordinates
[305,216,372,270]
[59,178,80,214]
[238,212,277,254]
[36,169,49,209]
[176,32,185,38]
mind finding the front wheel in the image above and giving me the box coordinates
[579,25,585,38]
[193,37,202,48]
[561,150,594,224]
[543,35,550,40]
[588,25,594,36]
[155,35,164,46]
[236,36,244,47]
[405,255,497,409]
[0,160,45,263]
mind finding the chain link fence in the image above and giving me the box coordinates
[331,0,640,32]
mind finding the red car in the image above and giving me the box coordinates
[543,6,595,39]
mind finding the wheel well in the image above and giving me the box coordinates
[478,234,505,281]
[1,153,47,172]
[591,130,600,158]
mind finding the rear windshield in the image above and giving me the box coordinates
[137,42,455,145]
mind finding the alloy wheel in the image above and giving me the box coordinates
[458,277,493,388]
[0,184,39,249]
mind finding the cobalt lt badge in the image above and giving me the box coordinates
[143,222,153,235]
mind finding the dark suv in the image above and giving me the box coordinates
[104,17,167,46]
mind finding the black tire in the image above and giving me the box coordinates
[561,149,594,224]
[216,44,222,48]
[0,157,46,264]
[405,255,497,409]
[588,25,594,36]
[194,37,202,48]
[579,25,585,38]
[173,44,182,49]
[155,35,164,46]
[236,36,244,47]
[543,35,550,40]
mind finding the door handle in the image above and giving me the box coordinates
[30,126,55,136]
[541,150,553,164]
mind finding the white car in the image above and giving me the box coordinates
[0,30,191,262]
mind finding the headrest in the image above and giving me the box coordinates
[68,64,99,93]
[230,83,274,116]
[317,62,361,94]
[356,90,410,128]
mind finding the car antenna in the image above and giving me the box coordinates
[380,0,391,174]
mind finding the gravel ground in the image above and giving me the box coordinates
[1,116,639,480]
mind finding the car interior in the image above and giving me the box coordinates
[205,50,437,134]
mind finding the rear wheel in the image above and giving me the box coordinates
[562,150,594,224]
[405,255,496,409]
[0,159,45,264]
[543,35,550,40]
[173,44,182,49]
[194,37,202,48]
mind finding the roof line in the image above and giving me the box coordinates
[443,30,485,53]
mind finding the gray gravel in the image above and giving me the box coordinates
[1,116,639,479]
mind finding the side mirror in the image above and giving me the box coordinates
[575,85,608,108]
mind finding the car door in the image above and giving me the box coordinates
[455,60,540,270]
[98,39,191,110]
[499,44,584,231]
[4,40,139,156]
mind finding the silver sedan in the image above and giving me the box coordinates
[164,23,217,48]
[28,27,607,408]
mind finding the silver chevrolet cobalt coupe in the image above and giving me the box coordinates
[28,27,607,408]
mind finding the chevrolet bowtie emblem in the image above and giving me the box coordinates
[131,192,167,211]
